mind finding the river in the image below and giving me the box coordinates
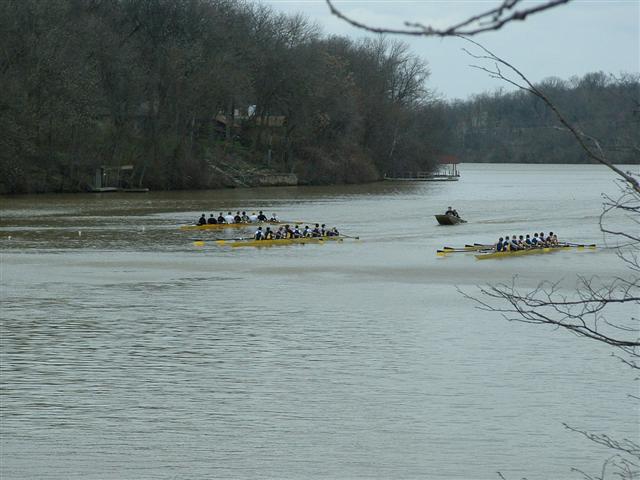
[1,163,638,479]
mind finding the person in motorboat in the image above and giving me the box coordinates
[445,206,459,217]
[257,211,268,222]
[254,226,264,240]
[269,213,279,222]
[198,214,207,225]
[234,211,242,223]
[217,212,226,223]
[207,214,217,225]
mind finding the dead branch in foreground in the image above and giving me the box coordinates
[326,0,571,37]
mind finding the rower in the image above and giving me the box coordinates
[234,211,242,223]
[510,235,520,250]
[275,227,284,239]
[198,214,206,225]
[217,212,225,223]
[254,226,264,240]
[312,224,321,237]
[539,232,548,246]
[525,234,532,246]
[496,237,504,252]
[549,232,558,245]
[321,224,327,236]
[303,225,311,237]
[264,227,273,240]
[269,213,278,222]
[257,211,268,222]
[207,214,217,225]
[531,233,539,246]
[331,227,340,237]
[284,224,293,238]
[293,225,302,238]
[241,211,250,222]
[224,211,235,224]
[249,212,258,222]
[518,235,527,248]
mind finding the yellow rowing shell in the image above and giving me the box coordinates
[180,221,298,231]
[475,245,571,260]
[223,236,343,248]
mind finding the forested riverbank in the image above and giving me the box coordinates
[444,72,639,165]
[1,0,637,194]
[0,0,448,194]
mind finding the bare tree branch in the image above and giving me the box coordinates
[325,0,571,37]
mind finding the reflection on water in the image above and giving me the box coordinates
[1,164,637,479]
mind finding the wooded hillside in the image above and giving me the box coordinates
[445,72,639,164]
[0,0,448,193]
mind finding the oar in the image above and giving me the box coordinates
[437,248,483,255]
[216,237,252,245]
[190,236,251,242]
[441,247,472,253]
[339,234,360,240]
[562,242,597,249]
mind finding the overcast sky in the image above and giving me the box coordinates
[260,0,640,101]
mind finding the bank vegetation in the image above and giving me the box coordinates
[0,0,448,194]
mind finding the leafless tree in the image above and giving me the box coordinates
[325,0,571,37]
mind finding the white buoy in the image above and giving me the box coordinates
[78,231,82,237]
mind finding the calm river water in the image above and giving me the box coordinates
[1,163,638,479]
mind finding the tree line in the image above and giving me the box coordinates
[444,72,639,164]
[1,1,637,194]
[0,0,448,194]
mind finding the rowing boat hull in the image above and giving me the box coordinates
[475,245,570,260]
[435,214,466,225]
[228,236,343,248]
